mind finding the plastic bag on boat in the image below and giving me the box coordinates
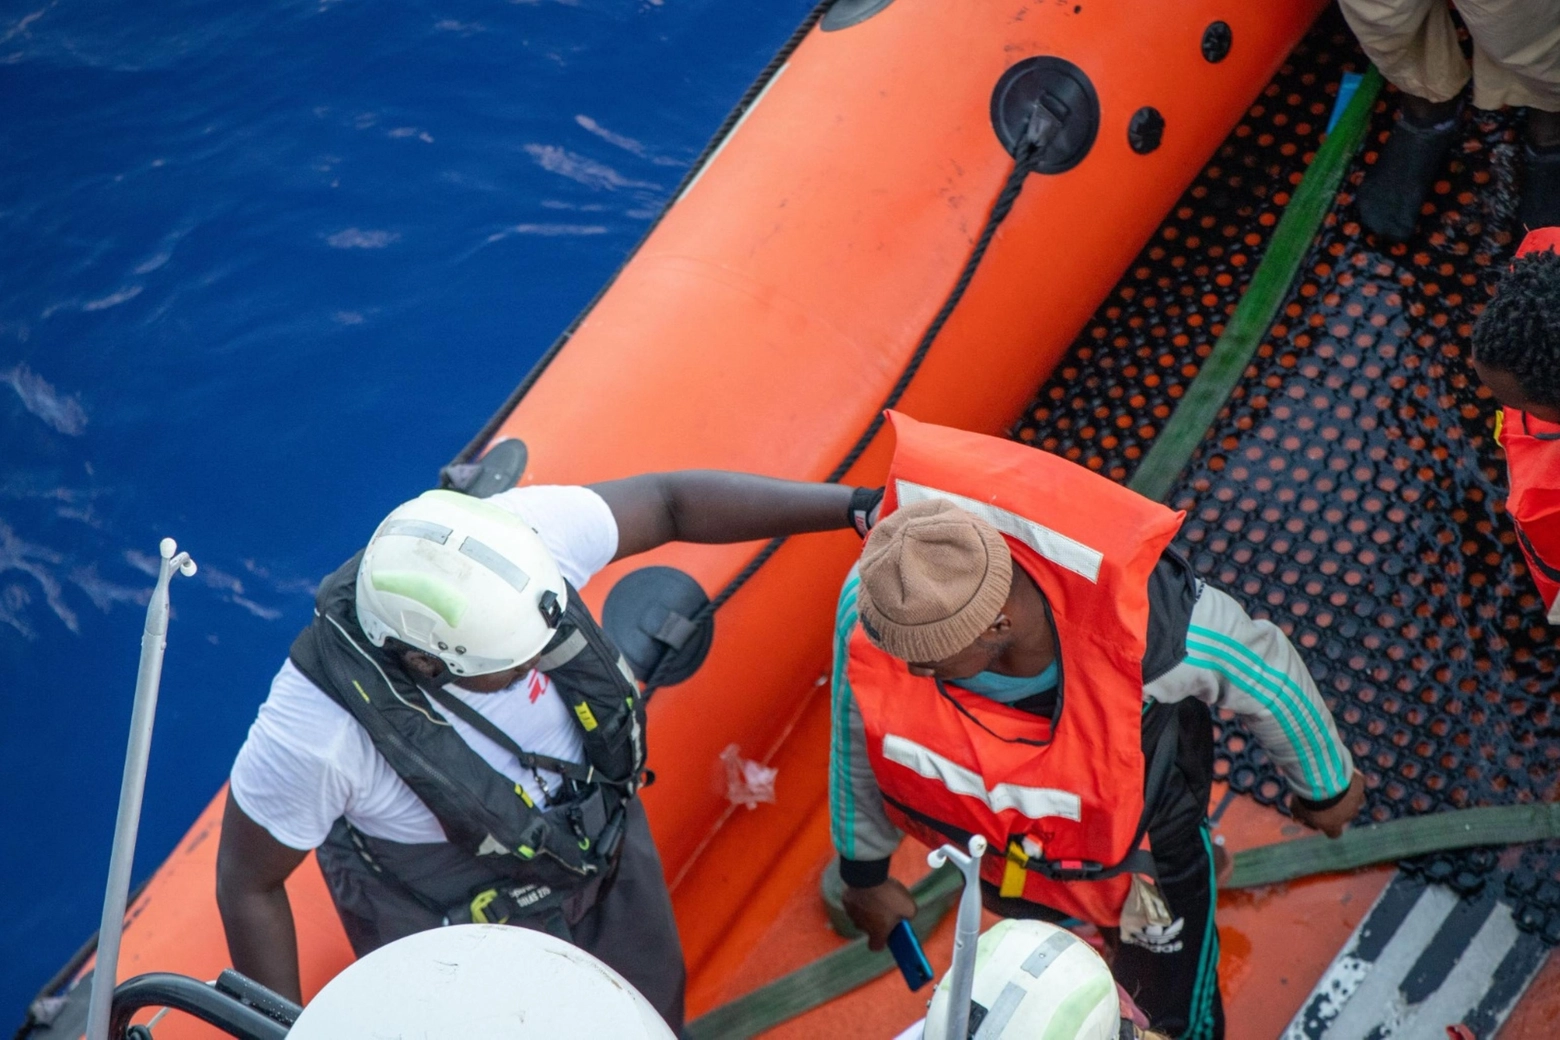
[720,743,777,809]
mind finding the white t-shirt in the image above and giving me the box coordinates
[230,485,620,851]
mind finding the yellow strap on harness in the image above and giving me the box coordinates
[1000,839,1028,898]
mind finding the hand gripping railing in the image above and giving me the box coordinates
[927,835,988,1040]
[84,538,197,1040]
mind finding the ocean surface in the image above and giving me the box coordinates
[0,0,814,1019]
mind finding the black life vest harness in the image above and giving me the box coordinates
[290,552,648,896]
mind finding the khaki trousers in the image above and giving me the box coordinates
[1339,0,1560,110]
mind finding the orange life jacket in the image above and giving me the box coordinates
[848,412,1184,925]
[1498,407,1560,622]
[1496,228,1560,623]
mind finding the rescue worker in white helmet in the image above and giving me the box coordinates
[216,464,875,1033]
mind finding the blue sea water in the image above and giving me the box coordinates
[0,0,814,1019]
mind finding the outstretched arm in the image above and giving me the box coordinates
[216,791,309,1003]
[1146,584,1363,837]
[590,471,859,561]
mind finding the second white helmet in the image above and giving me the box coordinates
[355,490,568,676]
[923,919,1121,1040]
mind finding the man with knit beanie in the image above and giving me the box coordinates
[829,414,1361,1040]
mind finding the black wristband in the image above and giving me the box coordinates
[848,486,885,538]
[838,855,892,888]
[1293,783,1351,813]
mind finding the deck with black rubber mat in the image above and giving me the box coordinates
[1010,8,1559,944]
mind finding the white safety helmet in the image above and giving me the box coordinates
[287,924,675,1039]
[923,919,1120,1040]
[354,489,568,676]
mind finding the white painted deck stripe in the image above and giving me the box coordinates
[1466,931,1549,1035]
[1318,884,1461,1039]
[1394,902,1520,1038]
[1283,877,1546,1040]
[1283,882,1459,1039]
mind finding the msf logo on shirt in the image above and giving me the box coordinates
[526,671,548,704]
[1123,916,1185,955]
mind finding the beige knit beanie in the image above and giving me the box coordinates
[857,498,1013,663]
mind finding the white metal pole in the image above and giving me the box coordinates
[927,834,987,1040]
[84,538,196,1040]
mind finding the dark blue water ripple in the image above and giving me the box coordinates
[0,0,814,1016]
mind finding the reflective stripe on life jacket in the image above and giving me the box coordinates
[849,412,1184,925]
[881,734,1083,820]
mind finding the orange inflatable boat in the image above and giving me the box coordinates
[24,1,1343,1036]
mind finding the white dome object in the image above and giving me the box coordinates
[288,924,675,1039]
[355,489,569,676]
[923,919,1120,1040]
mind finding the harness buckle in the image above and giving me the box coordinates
[1038,858,1106,881]
[538,590,563,628]
[465,882,557,926]
[1001,837,1109,883]
[469,888,506,925]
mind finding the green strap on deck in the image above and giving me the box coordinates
[686,865,963,1040]
[1224,802,1560,889]
[1128,66,1384,503]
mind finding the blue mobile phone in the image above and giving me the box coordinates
[887,919,934,991]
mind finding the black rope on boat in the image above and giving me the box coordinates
[448,0,838,472]
[641,118,1055,695]
[445,0,1053,691]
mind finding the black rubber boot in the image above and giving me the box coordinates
[1520,143,1560,233]
[1357,114,1461,243]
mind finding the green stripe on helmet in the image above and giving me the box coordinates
[1039,972,1115,1040]
[369,570,469,627]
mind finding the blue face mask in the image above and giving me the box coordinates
[949,660,1059,704]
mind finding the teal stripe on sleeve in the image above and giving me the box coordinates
[1182,646,1328,795]
[1183,647,1331,797]
[1188,624,1347,795]
[829,571,862,858]
[1189,624,1345,781]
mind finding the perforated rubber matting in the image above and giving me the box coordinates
[1010,10,1560,938]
